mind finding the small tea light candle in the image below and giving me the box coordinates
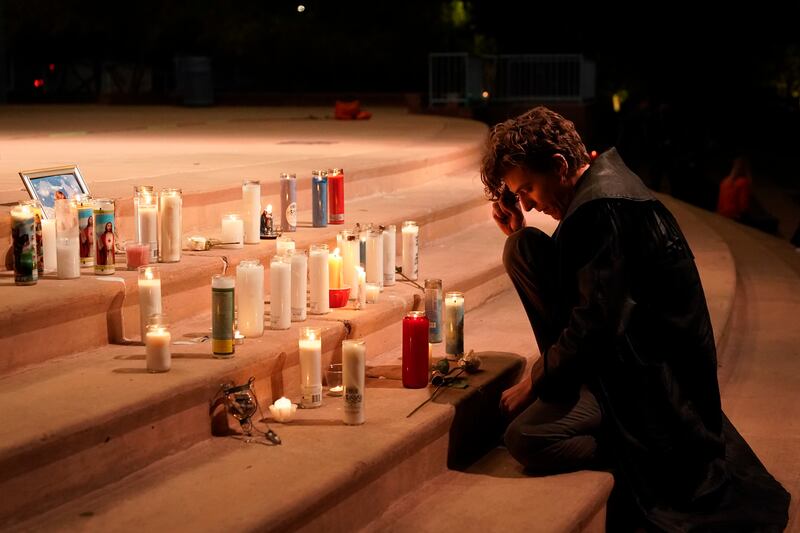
[234,330,245,344]
[366,282,380,304]
[329,385,344,396]
[126,242,150,270]
[145,323,171,373]
[221,214,244,249]
[269,397,298,423]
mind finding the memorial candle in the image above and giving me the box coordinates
[342,338,366,425]
[402,311,430,388]
[22,200,44,274]
[365,282,380,304]
[276,236,295,256]
[356,266,367,309]
[329,247,343,289]
[309,244,330,315]
[75,195,94,267]
[327,168,345,225]
[93,198,116,275]
[242,180,261,244]
[221,214,244,249]
[366,227,384,289]
[41,217,57,272]
[270,255,292,330]
[299,327,323,408]
[425,279,443,343]
[359,231,367,268]
[290,249,308,321]
[382,224,396,286]
[138,266,162,342]
[159,188,182,262]
[280,173,297,232]
[145,319,171,373]
[445,291,465,356]
[236,259,264,337]
[311,170,328,228]
[401,220,419,281]
[55,198,80,279]
[10,203,38,285]
[126,242,150,270]
[212,274,235,357]
[342,231,360,300]
[135,188,158,263]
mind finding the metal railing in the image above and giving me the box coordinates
[428,53,595,106]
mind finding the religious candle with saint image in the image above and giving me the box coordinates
[10,203,38,285]
[444,291,464,356]
[75,194,94,266]
[93,198,116,275]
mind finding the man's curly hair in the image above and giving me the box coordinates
[480,106,590,201]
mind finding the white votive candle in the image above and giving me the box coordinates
[145,325,171,372]
[270,255,291,330]
[382,224,396,286]
[269,397,297,423]
[343,339,366,425]
[290,249,308,321]
[366,282,380,304]
[276,235,295,256]
[299,327,323,408]
[242,180,261,244]
[236,259,264,337]
[402,220,419,281]
[309,244,330,315]
[138,266,163,342]
[221,214,244,249]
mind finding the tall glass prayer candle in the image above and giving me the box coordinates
[366,227,384,289]
[242,180,261,244]
[212,274,235,357]
[290,249,308,322]
[10,203,38,285]
[93,198,116,275]
[343,338,366,425]
[75,194,94,267]
[445,291,465,356]
[42,217,57,273]
[299,327,323,408]
[280,173,297,232]
[311,170,328,228]
[276,235,295,256]
[221,214,244,249]
[366,282,380,304]
[236,259,264,338]
[329,247,343,289]
[402,311,430,388]
[270,255,292,330]
[342,231,360,299]
[20,200,44,274]
[138,266,162,342]
[327,168,345,225]
[159,188,182,263]
[135,187,158,263]
[359,230,367,268]
[309,244,330,315]
[425,279,443,343]
[145,316,171,373]
[382,224,396,286]
[356,266,367,309]
[402,220,419,281]
[55,198,80,279]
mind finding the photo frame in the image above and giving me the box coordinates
[19,165,90,219]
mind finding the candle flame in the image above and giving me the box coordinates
[333,247,340,257]
[266,204,273,214]
[145,267,154,280]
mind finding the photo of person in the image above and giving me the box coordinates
[20,167,89,219]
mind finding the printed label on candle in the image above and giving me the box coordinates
[344,387,362,408]
[11,211,38,285]
[212,286,235,355]
[286,202,297,227]
[78,207,95,266]
[94,210,116,274]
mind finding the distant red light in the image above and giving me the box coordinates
[33,79,45,88]
[49,63,55,72]
[590,150,598,161]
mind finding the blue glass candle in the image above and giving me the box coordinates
[312,170,328,228]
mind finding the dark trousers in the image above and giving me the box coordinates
[502,227,603,473]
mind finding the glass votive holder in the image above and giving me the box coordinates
[365,282,380,304]
[268,396,297,423]
[326,363,343,396]
[126,241,151,270]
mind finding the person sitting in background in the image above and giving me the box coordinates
[717,156,753,220]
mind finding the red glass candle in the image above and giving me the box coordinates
[328,168,345,225]
[126,242,150,270]
[402,310,430,388]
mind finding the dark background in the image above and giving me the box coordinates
[2,0,800,215]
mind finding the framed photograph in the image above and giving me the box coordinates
[19,165,90,219]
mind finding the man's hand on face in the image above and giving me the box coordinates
[492,189,525,236]
[500,374,535,418]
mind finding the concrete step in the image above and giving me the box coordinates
[361,448,614,533]
[0,217,516,526]
[0,168,492,374]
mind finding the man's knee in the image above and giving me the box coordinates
[502,227,552,272]
[504,417,551,471]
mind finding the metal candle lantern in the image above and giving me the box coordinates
[217,377,281,445]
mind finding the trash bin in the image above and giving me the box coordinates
[175,56,213,106]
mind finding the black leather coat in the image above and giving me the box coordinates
[532,149,789,531]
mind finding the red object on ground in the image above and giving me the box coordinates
[328,168,345,224]
[334,100,371,120]
[402,311,430,388]
[717,175,751,219]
